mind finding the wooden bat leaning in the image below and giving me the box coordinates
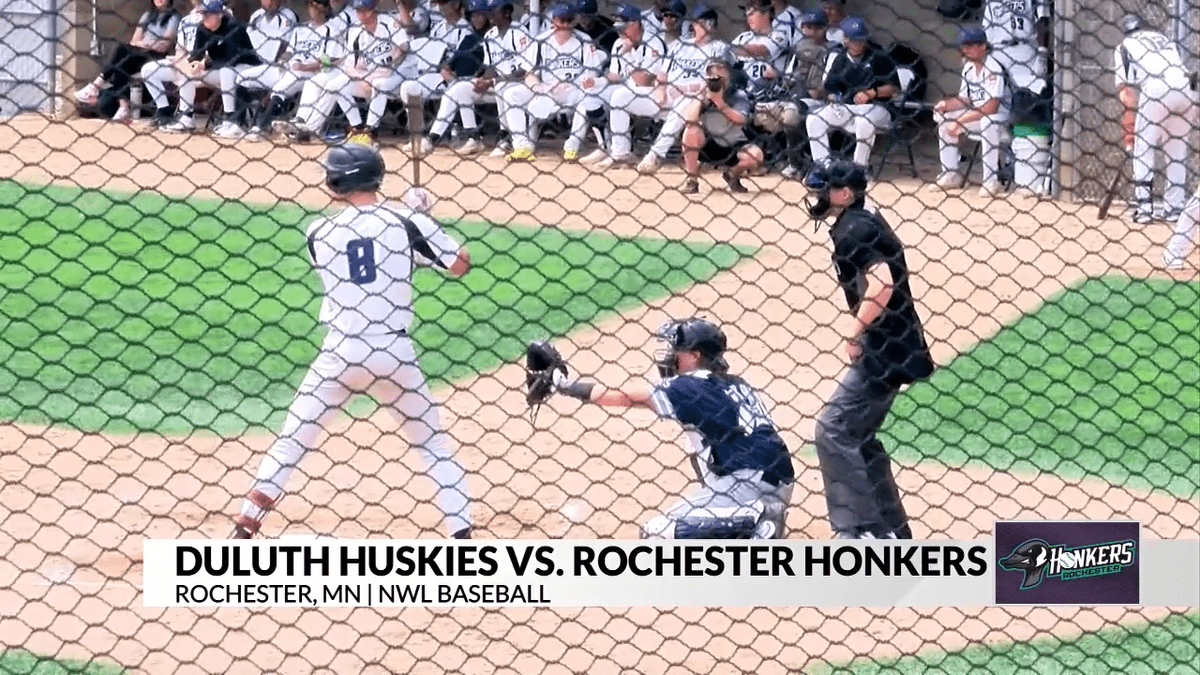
[407,93,423,187]
[1097,168,1122,220]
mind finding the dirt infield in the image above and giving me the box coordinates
[0,115,1195,674]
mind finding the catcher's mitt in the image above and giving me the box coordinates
[525,341,568,410]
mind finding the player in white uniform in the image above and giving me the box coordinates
[279,0,407,141]
[1163,188,1199,270]
[230,143,473,540]
[228,0,300,137]
[931,27,1010,197]
[502,3,604,161]
[141,0,206,128]
[421,0,531,156]
[732,2,788,87]
[981,0,1049,93]
[1115,14,1197,224]
[593,5,730,171]
[355,0,473,140]
[242,0,348,140]
[569,3,666,162]
[770,0,803,54]
[822,0,846,43]
[643,0,692,43]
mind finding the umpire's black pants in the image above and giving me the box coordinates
[814,364,912,539]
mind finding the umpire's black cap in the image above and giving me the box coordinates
[324,143,385,194]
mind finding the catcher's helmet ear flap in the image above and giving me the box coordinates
[1122,14,1143,34]
[324,143,385,194]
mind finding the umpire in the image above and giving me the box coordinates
[807,159,934,540]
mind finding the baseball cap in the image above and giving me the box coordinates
[350,0,377,9]
[1122,14,1143,34]
[489,0,514,10]
[549,2,576,20]
[467,0,489,12]
[308,0,331,6]
[575,0,598,15]
[692,4,718,21]
[199,0,225,14]
[840,16,869,40]
[662,0,685,17]
[615,3,642,22]
[957,26,987,45]
[799,9,826,26]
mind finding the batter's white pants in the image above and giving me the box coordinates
[937,109,1006,184]
[237,64,312,99]
[502,81,588,152]
[141,58,189,111]
[295,67,387,133]
[807,102,892,166]
[1165,187,1200,267]
[564,80,617,152]
[641,469,793,540]
[607,82,704,160]
[1132,86,1197,213]
[992,42,1047,93]
[174,65,254,120]
[428,79,512,138]
[248,330,471,536]
[366,72,447,128]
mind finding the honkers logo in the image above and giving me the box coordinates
[999,538,1137,590]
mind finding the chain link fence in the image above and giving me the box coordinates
[1,0,1197,672]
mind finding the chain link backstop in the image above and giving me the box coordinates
[1,0,1197,672]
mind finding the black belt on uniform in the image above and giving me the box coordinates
[997,39,1026,47]
[388,329,408,336]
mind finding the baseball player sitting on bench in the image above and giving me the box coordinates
[768,9,835,179]
[501,2,604,162]
[680,58,763,194]
[524,318,795,539]
[931,26,1010,197]
[805,16,899,169]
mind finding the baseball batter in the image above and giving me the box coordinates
[1164,188,1199,270]
[1115,14,1197,223]
[230,143,473,540]
[502,3,604,161]
[523,318,795,539]
[981,0,1049,93]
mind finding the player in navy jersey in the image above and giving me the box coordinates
[527,318,795,539]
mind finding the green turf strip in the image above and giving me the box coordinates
[0,650,126,675]
[808,611,1199,675]
[882,276,1200,500]
[0,180,750,436]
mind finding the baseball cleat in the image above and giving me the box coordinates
[456,137,483,155]
[74,83,100,105]
[780,164,801,180]
[681,177,700,194]
[230,525,254,539]
[978,179,1004,198]
[161,118,196,134]
[636,152,661,174]
[273,119,300,138]
[507,147,534,162]
[346,126,378,146]
[562,148,578,162]
[723,170,748,193]
[934,172,965,190]
[451,527,472,539]
[1132,207,1153,224]
[1155,207,1182,222]
[111,106,132,124]
[416,136,434,156]
[213,120,245,139]
[490,138,513,158]
[579,149,608,165]
[1162,254,1184,270]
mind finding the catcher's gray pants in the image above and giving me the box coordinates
[813,364,911,539]
[641,469,793,539]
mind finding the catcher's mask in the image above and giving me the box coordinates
[806,158,868,222]
[654,318,729,378]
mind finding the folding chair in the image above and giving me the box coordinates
[872,66,930,179]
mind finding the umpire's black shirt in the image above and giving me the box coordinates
[822,42,898,102]
[830,199,934,388]
[191,15,261,69]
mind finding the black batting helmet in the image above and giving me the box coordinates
[324,143,385,194]
[654,318,728,377]
[1122,14,1143,34]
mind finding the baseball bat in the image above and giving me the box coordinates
[407,93,423,187]
[1098,160,1125,220]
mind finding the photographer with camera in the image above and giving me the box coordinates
[679,58,764,194]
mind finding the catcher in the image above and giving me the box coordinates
[526,318,795,539]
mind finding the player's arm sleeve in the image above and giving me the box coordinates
[305,217,330,266]
[406,212,462,270]
[1113,44,1130,85]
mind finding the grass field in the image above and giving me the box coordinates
[883,276,1200,499]
[0,180,749,435]
[812,611,1199,675]
[0,649,126,675]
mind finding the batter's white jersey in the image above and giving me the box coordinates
[960,55,1010,120]
[1115,30,1192,92]
[287,21,348,65]
[485,24,533,76]
[346,14,408,69]
[306,202,462,336]
[609,34,667,78]
[661,38,732,83]
[523,30,604,85]
[982,0,1047,45]
[248,7,299,63]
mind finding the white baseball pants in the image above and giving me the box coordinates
[1165,187,1200,268]
[367,72,446,128]
[502,82,588,152]
[237,64,312,98]
[245,330,471,537]
[807,102,892,166]
[937,110,1006,184]
[1132,86,1197,213]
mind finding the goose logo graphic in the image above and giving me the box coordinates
[999,538,1137,590]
